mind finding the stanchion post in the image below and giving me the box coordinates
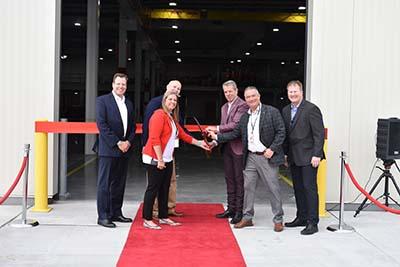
[59,118,70,200]
[10,144,39,227]
[327,151,354,233]
[32,119,52,212]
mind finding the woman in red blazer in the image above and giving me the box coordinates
[142,91,209,229]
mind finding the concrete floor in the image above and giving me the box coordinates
[1,146,400,267]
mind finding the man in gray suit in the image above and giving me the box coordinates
[282,80,325,235]
[206,80,248,224]
[208,86,286,232]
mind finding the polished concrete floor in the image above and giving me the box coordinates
[1,145,400,266]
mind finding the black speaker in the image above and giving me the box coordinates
[376,118,400,160]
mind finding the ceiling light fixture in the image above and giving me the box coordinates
[245,52,250,56]
[176,50,181,54]
[298,6,306,10]
[295,61,300,64]
[99,57,104,61]
[74,22,81,27]
[256,42,262,46]
[61,55,68,59]
[281,61,285,65]
[128,58,132,61]
[237,59,241,63]
[273,28,279,32]
[172,25,178,29]
[107,48,113,52]
[174,40,180,44]
[177,58,182,62]
[169,2,177,6]
[230,60,234,64]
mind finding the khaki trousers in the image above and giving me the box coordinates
[153,159,177,215]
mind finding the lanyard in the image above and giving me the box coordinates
[250,106,261,135]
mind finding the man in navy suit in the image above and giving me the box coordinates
[282,80,325,235]
[96,73,136,228]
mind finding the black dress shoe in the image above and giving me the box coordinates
[97,219,116,228]
[111,215,132,223]
[301,224,318,235]
[284,217,307,228]
[230,212,243,224]
[216,209,234,219]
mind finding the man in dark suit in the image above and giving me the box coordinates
[96,73,136,228]
[142,80,185,217]
[282,80,325,235]
[206,80,248,224]
[208,86,286,232]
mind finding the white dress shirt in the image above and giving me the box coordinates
[247,104,266,153]
[112,91,128,137]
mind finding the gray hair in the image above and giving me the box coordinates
[222,80,238,90]
[244,86,260,95]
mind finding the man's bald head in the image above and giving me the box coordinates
[166,80,182,96]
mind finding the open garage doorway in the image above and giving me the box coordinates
[60,0,307,152]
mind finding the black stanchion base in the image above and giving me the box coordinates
[10,219,39,228]
[327,223,355,233]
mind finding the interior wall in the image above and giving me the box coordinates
[307,0,400,202]
[0,0,61,198]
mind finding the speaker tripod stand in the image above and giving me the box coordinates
[354,160,400,217]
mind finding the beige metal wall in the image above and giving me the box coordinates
[0,0,61,198]
[307,0,400,202]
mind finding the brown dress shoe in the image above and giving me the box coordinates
[274,222,284,232]
[234,219,254,229]
[168,210,184,217]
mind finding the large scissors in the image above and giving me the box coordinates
[190,116,215,148]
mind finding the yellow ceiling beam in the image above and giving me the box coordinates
[143,9,306,23]
[208,11,306,23]
[146,9,201,20]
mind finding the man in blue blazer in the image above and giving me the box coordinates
[96,73,136,228]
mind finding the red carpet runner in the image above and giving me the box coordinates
[117,203,246,267]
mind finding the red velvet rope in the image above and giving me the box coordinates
[344,162,400,214]
[0,156,28,205]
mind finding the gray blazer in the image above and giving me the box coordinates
[282,100,325,166]
[217,104,286,168]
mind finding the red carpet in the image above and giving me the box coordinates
[117,203,246,267]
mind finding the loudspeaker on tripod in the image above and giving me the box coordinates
[376,118,400,160]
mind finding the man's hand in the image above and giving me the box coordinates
[118,141,131,153]
[207,131,217,140]
[263,148,274,159]
[311,156,321,168]
[208,140,218,150]
[283,155,289,168]
[205,126,218,133]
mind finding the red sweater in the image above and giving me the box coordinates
[142,109,194,159]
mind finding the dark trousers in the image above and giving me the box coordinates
[223,145,244,213]
[290,164,319,225]
[143,162,173,220]
[97,156,129,220]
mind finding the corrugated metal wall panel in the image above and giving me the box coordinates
[0,0,60,197]
[308,0,400,202]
